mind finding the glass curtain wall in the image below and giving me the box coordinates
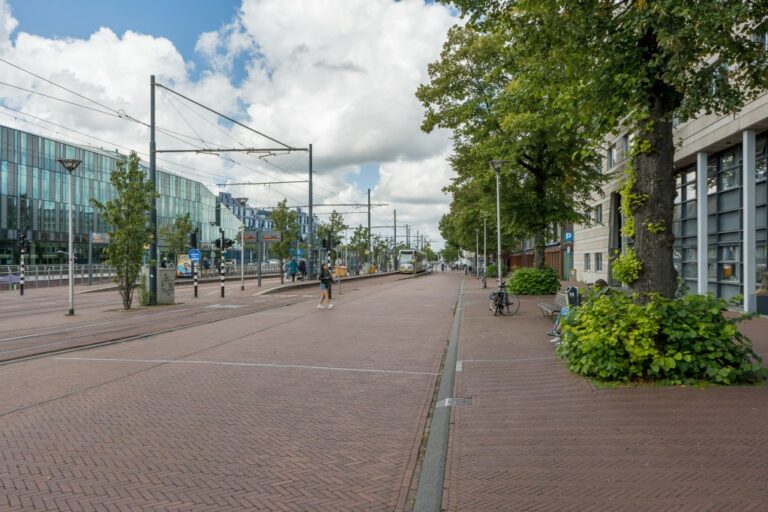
[0,125,240,265]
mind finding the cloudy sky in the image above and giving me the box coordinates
[0,0,457,249]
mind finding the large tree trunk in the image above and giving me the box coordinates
[632,99,677,299]
[533,230,546,269]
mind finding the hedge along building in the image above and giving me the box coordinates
[572,92,768,312]
[0,124,242,266]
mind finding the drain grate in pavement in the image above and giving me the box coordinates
[436,397,472,408]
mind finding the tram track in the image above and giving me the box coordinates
[0,295,307,365]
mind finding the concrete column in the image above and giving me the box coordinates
[743,130,756,312]
[696,151,708,295]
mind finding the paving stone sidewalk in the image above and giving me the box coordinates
[443,276,768,512]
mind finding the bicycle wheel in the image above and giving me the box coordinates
[502,293,520,315]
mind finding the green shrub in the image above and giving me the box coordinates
[557,291,761,384]
[508,267,560,295]
[486,262,508,278]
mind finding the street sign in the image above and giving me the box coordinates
[243,230,259,243]
[188,249,202,262]
[564,232,574,242]
[90,232,110,244]
[261,231,281,242]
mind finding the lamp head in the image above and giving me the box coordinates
[58,159,82,173]
[488,160,507,173]
[236,197,248,206]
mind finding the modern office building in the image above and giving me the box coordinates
[0,125,242,266]
[573,93,768,311]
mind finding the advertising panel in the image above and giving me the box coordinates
[176,254,192,277]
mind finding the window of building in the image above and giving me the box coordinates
[594,204,602,224]
[595,252,602,271]
[607,145,616,169]
[584,253,591,271]
[622,134,630,156]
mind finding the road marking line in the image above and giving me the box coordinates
[54,357,438,376]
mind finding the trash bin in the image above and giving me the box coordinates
[566,286,580,307]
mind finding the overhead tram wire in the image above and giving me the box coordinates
[0,59,333,208]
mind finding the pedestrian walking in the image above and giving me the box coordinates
[317,263,334,309]
[203,258,210,276]
[298,258,307,281]
[289,258,298,282]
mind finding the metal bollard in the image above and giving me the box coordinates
[220,260,225,298]
[20,252,25,296]
[193,262,198,298]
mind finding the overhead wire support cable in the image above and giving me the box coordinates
[154,81,305,151]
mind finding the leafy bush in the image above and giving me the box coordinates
[557,291,761,384]
[508,267,560,295]
[486,262,508,278]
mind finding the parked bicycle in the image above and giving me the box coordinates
[489,280,520,316]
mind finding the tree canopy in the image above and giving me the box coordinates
[444,0,768,296]
[417,21,605,268]
[91,151,157,309]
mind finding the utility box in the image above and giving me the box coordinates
[141,266,176,305]
[566,286,580,307]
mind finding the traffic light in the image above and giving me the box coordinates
[224,238,235,249]
[189,230,198,249]
[214,239,222,249]
[17,227,29,248]
[321,238,328,249]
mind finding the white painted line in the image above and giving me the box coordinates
[54,357,438,376]
[455,361,463,372]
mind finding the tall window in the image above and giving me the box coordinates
[594,204,603,224]
[607,145,616,169]
[595,252,602,271]
[584,253,591,271]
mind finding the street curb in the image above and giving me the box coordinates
[412,277,464,512]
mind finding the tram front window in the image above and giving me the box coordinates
[400,253,414,264]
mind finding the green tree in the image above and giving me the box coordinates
[270,199,300,283]
[441,244,460,264]
[316,210,348,261]
[348,225,370,265]
[449,0,768,297]
[91,151,157,309]
[417,23,605,269]
[159,212,194,264]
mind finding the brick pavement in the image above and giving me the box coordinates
[444,275,768,511]
[0,273,456,511]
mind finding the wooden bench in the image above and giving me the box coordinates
[538,289,568,317]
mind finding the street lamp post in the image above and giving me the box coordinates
[475,228,479,278]
[59,158,82,316]
[483,216,487,280]
[489,160,506,286]
[237,197,248,291]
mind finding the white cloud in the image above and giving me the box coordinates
[0,0,456,249]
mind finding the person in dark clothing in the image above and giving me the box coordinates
[289,258,298,282]
[317,263,334,309]
[298,259,307,280]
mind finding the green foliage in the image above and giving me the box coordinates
[447,0,768,298]
[611,248,642,285]
[91,151,157,310]
[441,245,460,263]
[508,266,560,295]
[348,225,371,262]
[557,291,762,384]
[159,212,194,260]
[486,261,507,278]
[270,199,300,261]
[419,22,606,261]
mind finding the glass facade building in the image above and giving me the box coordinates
[0,125,241,265]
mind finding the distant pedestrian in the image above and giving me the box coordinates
[160,258,168,268]
[317,263,334,309]
[441,262,445,272]
[298,259,307,280]
[289,258,298,282]
[203,258,210,276]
